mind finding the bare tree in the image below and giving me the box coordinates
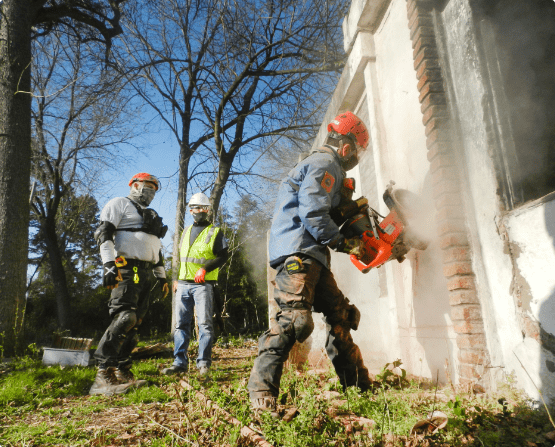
[116,0,225,283]
[29,31,138,329]
[0,0,127,355]
[202,0,345,216]
[117,0,345,279]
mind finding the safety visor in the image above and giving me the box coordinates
[190,205,209,211]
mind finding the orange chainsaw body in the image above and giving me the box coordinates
[340,184,429,274]
[349,208,405,273]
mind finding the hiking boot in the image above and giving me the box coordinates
[114,366,147,388]
[198,366,210,378]
[161,365,187,375]
[89,367,135,396]
[251,396,279,418]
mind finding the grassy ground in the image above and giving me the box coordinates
[1,338,555,446]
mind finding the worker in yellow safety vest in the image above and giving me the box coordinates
[162,192,228,377]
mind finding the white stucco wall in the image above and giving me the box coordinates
[440,0,555,400]
[505,198,555,398]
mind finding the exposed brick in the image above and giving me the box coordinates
[459,363,483,379]
[447,275,476,291]
[410,26,435,42]
[522,315,540,341]
[407,0,435,22]
[436,205,464,222]
[432,166,457,185]
[407,0,418,19]
[425,117,447,137]
[410,17,434,40]
[430,153,454,173]
[442,246,471,263]
[444,261,473,278]
[458,349,486,365]
[453,320,484,334]
[419,81,444,103]
[414,48,439,71]
[408,6,432,30]
[413,36,437,58]
[439,232,468,249]
[449,290,479,306]
[420,93,447,114]
[432,180,461,199]
[422,104,448,125]
[426,128,451,148]
[417,70,443,89]
[456,333,486,349]
[416,57,442,79]
[436,218,467,235]
[451,304,482,321]
[426,142,452,162]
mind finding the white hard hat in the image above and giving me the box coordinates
[188,192,211,207]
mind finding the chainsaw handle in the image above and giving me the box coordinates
[350,254,373,274]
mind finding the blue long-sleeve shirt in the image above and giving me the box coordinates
[269,146,345,269]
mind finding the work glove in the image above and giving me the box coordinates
[152,277,170,300]
[103,261,122,289]
[194,268,206,283]
[334,236,365,259]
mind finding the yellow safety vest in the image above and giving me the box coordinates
[178,224,221,281]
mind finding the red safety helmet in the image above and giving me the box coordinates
[327,111,369,150]
[128,173,161,191]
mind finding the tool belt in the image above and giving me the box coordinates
[121,258,153,269]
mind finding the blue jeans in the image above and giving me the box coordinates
[173,282,215,369]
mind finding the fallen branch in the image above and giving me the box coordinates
[141,409,198,446]
[179,379,274,447]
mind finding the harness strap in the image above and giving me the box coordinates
[126,197,144,216]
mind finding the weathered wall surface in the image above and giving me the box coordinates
[307,0,457,382]
[438,0,555,399]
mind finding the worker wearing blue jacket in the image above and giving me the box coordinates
[248,112,374,416]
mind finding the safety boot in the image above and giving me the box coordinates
[89,367,135,396]
[161,365,188,375]
[114,365,147,388]
[251,396,279,418]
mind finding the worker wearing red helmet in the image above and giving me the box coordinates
[90,172,169,396]
[248,111,374,416]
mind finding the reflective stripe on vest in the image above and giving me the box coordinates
[178,224,220,281]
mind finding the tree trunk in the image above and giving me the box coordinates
[171,142,192,333]
[210,152,233,218]
[0,0,32,356]
[43,217,71,329]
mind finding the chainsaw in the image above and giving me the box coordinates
[334,180,430,274]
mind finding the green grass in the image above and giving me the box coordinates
[2,344,555,446]
[0,359,95,411]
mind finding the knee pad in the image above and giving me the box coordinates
[112,310,138,335]
[288,309,314,343]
